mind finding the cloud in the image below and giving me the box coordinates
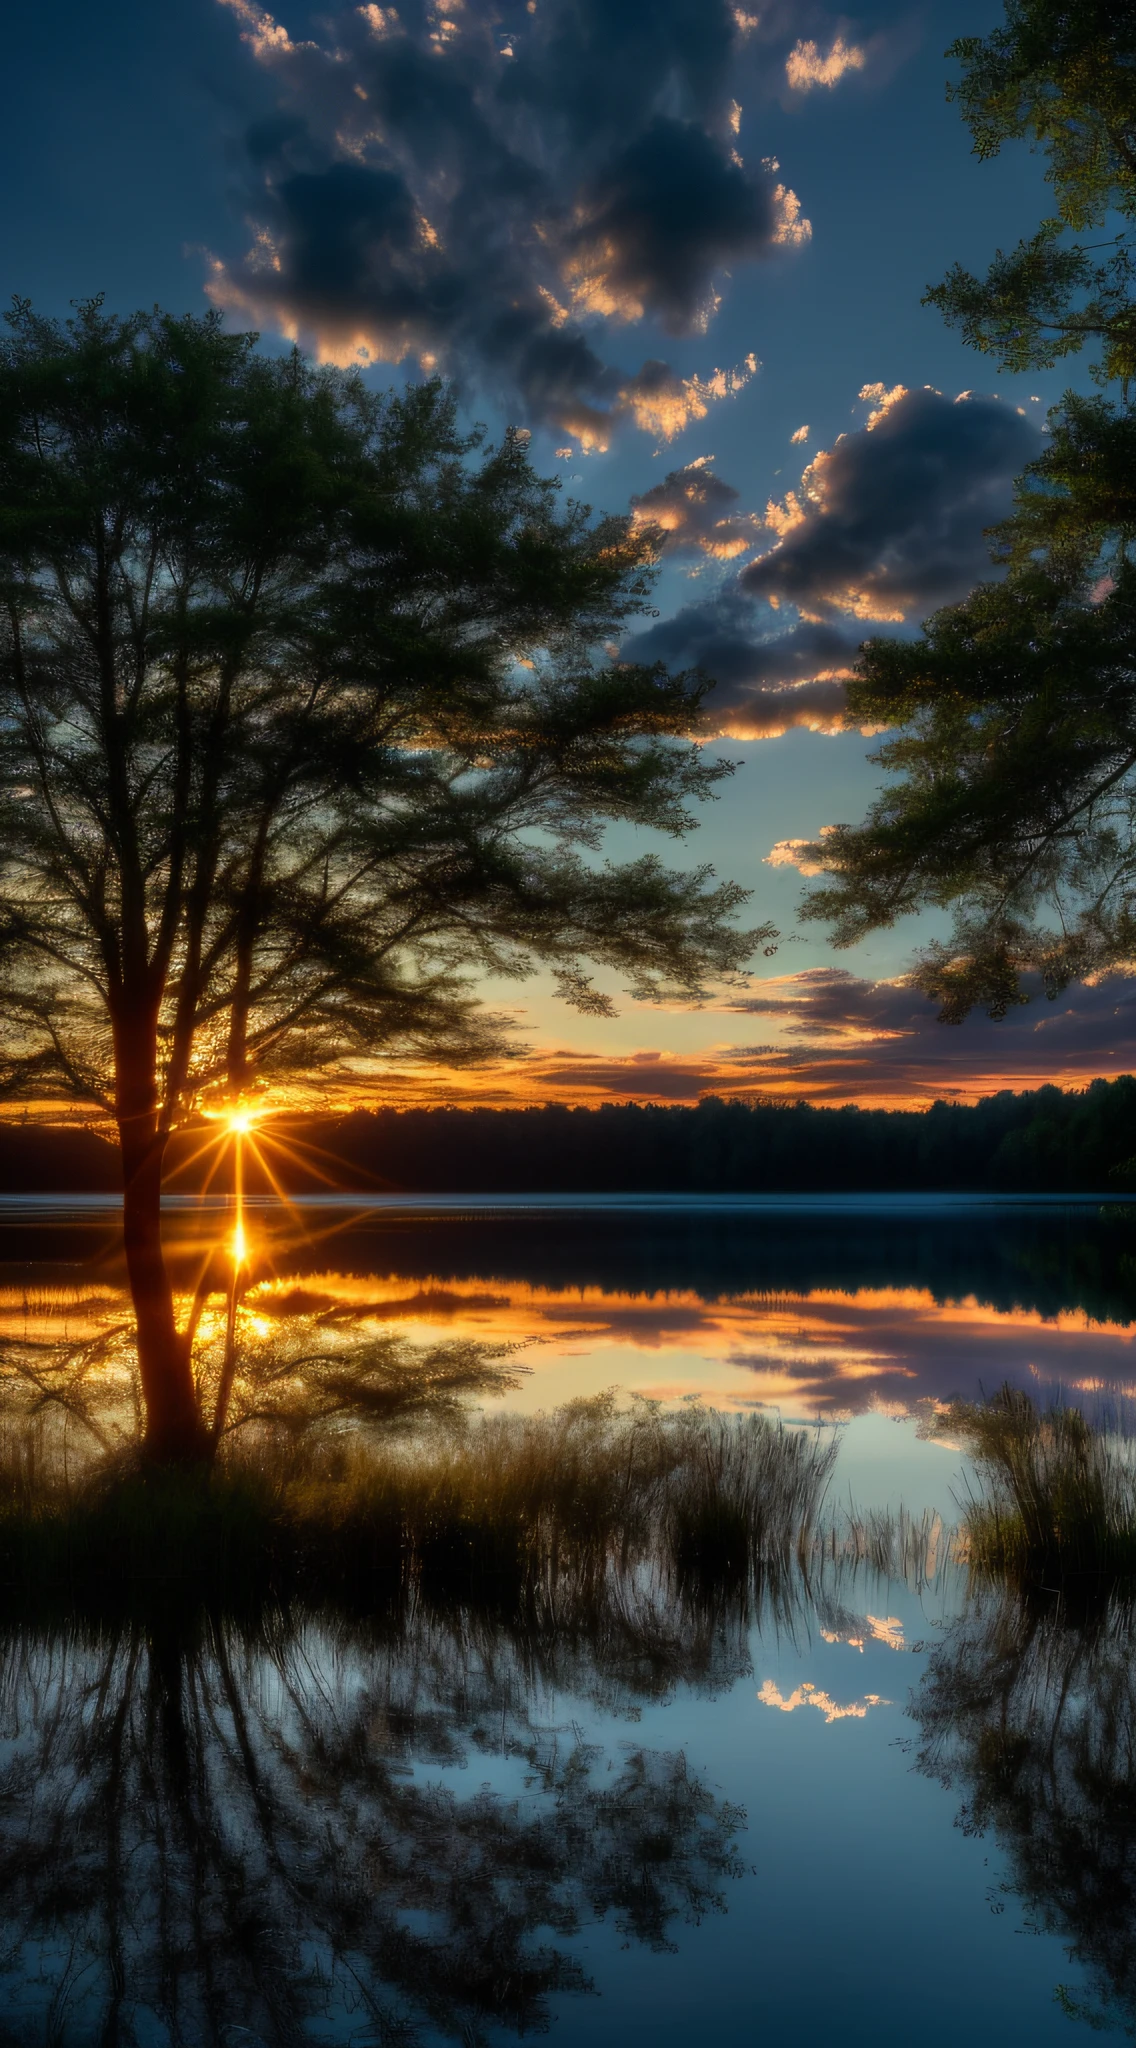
[564,118,789,334]
[715,966,1136,1101]
[338,968,1136,1110]
[615,381,1040,732]
[741,384,1042,620]
[209,0,812,441]
[785,35,866,90]
[621,590,862,735]
[765,829,837,875]
[630,459,763,558]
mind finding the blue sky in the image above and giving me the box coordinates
[4,0,1128,1104]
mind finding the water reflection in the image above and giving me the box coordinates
[913,1589,1136,2036]
[0,1607,749,2045]
[2,1198,1135,1427]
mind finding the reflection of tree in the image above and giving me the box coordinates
[912,1591,1136,2033]
[0,1303,525,1467]
[0,1607,745,2045]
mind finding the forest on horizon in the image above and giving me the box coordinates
[3,1076,1136,1196]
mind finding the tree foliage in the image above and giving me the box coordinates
[0,298,758,1123]
[803,0,1136,1019]
[0,297,763,1455]
[927,0,1136,385]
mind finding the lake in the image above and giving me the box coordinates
[0,1194,1133,2043]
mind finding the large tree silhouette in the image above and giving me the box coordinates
[0,299,763,1458]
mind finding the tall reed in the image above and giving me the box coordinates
[940,1384,1136,1585]
[0,1394,837,1623]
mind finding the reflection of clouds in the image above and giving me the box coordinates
[9,1268,1136,1423]
[0,1285,131,1340]
[757,1679,890,1722]
[248,1274,1136,1418]
[820,1613,905,1653]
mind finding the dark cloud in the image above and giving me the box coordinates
[622,588,860,734]
[274,162,420,306]
[720,966,1136,1098]
[312,965,1136,1110]
[741,384,1041,620]
[211,0,807,442]
[616,386,1043,728]
[630,460,762,558]
[566,119,780,334]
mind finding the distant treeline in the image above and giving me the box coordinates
[4,1077,1136,1192]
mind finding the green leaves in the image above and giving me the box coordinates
[803,565,1136,1007]
[930,1,1136,384]
[802,0,1136,1019]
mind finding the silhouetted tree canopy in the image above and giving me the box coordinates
[0,298,761,1455]
[803,0,1136,1022]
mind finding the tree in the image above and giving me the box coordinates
[0,299,764,1460]
[801,0,1136,1021]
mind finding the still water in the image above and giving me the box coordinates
[0,1194,1135,2044]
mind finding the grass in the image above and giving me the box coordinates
[817,1502,953,1591]
[0,1393,838,1623]
[938,1383,1136,1588]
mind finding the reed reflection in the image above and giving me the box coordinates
[913,1589,1136,2036]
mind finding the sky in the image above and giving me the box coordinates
[4,0,1129,1109]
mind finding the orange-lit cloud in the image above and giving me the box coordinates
[630,458,763,559]
[765,830,837,875]
[785,36,866,92]
[742,386,1041,623]
[757,1679,890,1721]
[620,595,861,739]
[332,966,1136,1111]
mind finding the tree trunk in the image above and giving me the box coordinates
[116,1015,209,1463]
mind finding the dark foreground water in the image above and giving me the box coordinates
[1,1194,1135,2044]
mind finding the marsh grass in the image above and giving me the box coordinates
[0,1394,838,1625]
[818,1503,953,1591]
[938,1384,1136,1587]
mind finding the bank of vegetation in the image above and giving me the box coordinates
[0,1396,837,1622]
[7,1077,1136,1195]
